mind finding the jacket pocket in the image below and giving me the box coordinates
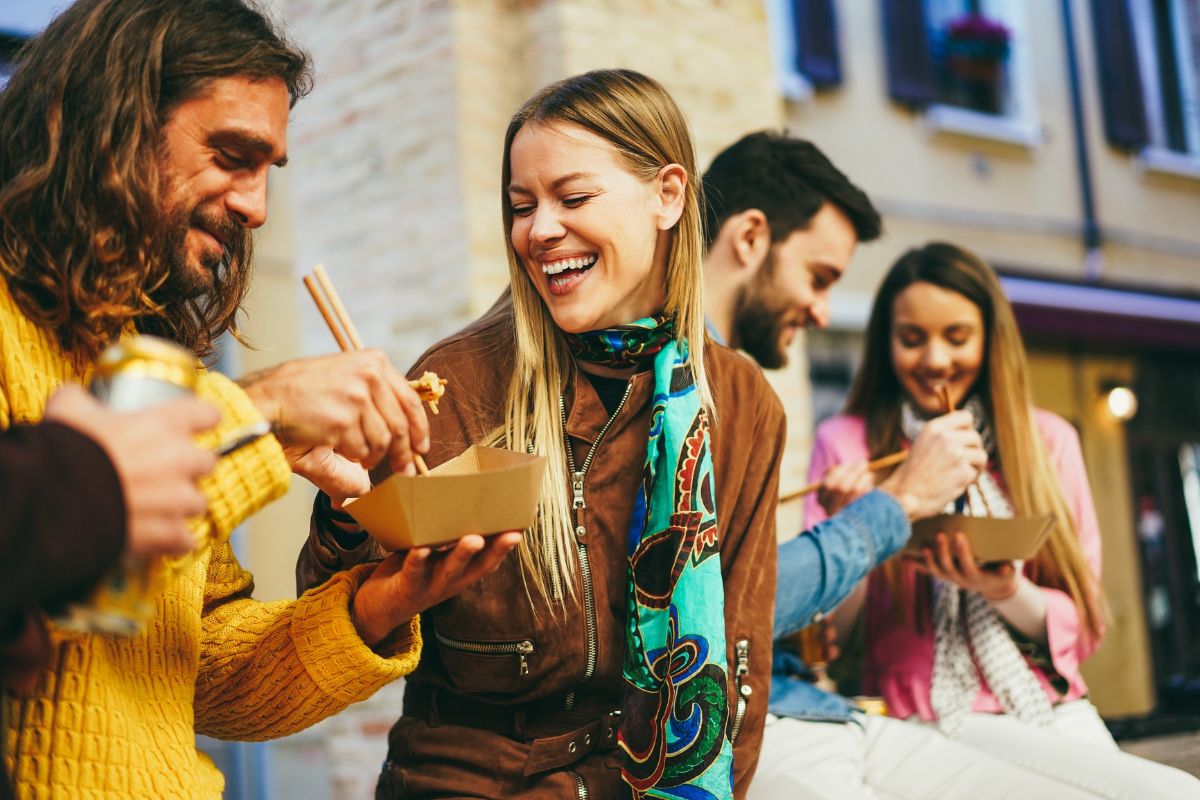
[435,628,535,693]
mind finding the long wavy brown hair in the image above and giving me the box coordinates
[0,0,312,365]
[845,242,1106,641]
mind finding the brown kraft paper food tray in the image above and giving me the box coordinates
[343,445,547,550]
[906,513,1055,562]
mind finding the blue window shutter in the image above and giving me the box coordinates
[794,0,843,87]
[1089,0,1149,149]
[881,0,937,106]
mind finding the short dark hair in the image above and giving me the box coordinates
[0,0,312,364]
[701,131,882,250]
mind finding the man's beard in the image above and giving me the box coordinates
[732,250,798,370]
[159,205,247,303]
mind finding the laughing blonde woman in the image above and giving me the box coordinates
[298,69,784,799]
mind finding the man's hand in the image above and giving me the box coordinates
[44,385,219,560]
[878,410,986,520]
[238,350,430,496]
[352,532,524,646]
[816,461,875,517]
[291,446,370,507]
[912,531,1019,601]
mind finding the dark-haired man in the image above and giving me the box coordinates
[0,1,518,797]
[703,133,879,368]
[702,133,1093,799]
[702,130,983,634]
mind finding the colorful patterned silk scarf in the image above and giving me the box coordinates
[565,317,734,800]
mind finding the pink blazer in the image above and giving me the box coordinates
[806,411,1104,721]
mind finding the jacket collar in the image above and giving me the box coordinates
[562,363,655,447]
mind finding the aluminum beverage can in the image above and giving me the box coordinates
[58,335,200,635]
[89,334,198,410]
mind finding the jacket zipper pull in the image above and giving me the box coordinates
[735,638,753,701]
[517,640,534,676]
[735,638,751,679]
[571,470,586,510]
[571,470,589,541]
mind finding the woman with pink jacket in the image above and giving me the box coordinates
[806,242,1199,797]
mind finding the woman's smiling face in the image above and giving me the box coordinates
[506,121,682,333]
[890,280,986,414]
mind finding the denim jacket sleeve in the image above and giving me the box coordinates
[773,489,910,640]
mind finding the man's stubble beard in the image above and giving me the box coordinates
[731,249,795,370]
[159,203,248,304]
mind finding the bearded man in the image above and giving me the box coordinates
[0,2,519,797]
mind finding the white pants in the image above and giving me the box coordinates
[749,700,1200,800]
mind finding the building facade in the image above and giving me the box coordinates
[771,0,1200,720]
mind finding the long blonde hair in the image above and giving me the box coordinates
[496,69,711,606]
[844,242,1106,640]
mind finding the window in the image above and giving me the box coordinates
[927,1,1013,115]
[882,0,1040,146]
[767,0,844,101]
[1093,0,1200,176]
[1130,0,1200,160]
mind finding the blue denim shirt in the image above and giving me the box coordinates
[770,490,910,721]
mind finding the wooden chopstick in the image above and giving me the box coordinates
[304,264,429,476]
[313,264,365,350]
[936,383,994,516]
[938,384,953,415]
[303,274,350,351]
[780,449,909,503]
[781,384,955,504]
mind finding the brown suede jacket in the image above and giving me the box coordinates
[297,304,784,799]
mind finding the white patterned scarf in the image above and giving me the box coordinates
[901,397,1055,735]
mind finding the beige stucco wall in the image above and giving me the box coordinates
[1072,0,1200,289]
[785,0,1200,325]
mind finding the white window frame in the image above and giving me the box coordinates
[1129,0,1200,179]
[922,0,1044,148]
[765,0,816,103]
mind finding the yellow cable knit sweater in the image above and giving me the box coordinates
[0,283,421,799]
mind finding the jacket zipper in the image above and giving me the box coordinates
[435,630,535,676]
[728,638,752,743]
[559,381,633,711]
[569,768,589,799]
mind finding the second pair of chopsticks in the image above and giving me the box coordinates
[303,264,430,476]
[780,385,958,504]
[780,449,908,504]
[937,384,993,516]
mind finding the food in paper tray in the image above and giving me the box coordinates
[344,445,547,550]
[906,513,1055,563]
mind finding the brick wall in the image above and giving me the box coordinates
[285,0,472,368]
